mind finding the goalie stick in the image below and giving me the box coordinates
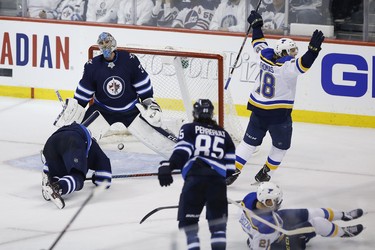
[86,170,181,181]
[224,0,262,90]
[47,181,108,250]
[53,90,67,126]
[140,199,241,224]
[227,198,315,236]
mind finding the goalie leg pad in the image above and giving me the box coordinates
[128,114,177,159]
[82,111,110,141]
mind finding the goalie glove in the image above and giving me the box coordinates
[135,98,162,127]
[54,98,85,127]
[158,161,173,187]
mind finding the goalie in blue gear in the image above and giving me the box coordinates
[158,99,236,250]
[55,32,177,158]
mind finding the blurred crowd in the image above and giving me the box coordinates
[0,0,374,40]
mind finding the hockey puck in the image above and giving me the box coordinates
[118,143,124,150]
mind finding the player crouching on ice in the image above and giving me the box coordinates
[239,182,364,249]
[41,122,112,209]
[158,99,236,250]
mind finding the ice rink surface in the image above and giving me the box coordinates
[0,96,374,250]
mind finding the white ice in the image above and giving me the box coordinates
[0,97,374,250]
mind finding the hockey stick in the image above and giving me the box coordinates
[224,0,262,90]
[140,199,242,224]
[86,170,181,181]
[47,182,108,250]
[227,198,315,236]
[55,89,65,107]
[53,90,67,126]
[140,205,178,224]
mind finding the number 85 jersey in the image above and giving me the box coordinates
[169,121,236,179]
[248,41,309,116]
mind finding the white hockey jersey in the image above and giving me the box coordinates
[56,0,88,21]
[248,38,307,113]
[172,5,215,30]
[239,192,283,250]
[151,1,179,27]
[117,0,154,25]
[209,0,254,32]
[27,0,60,18]
[86,0,120,23]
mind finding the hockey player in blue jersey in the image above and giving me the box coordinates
[54,32,176,158]
[41,122,112,209]
[239,182,364,249]
[226,10,325,185]
[158,99,236,250]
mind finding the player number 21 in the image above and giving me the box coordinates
[256,69,276,98]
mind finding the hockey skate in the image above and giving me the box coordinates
[41,172,50,201]
[254,165,271,183]
[226,168,241,186]
[42,181,65,209]
[341,224,364,238]
[342,209,364,221]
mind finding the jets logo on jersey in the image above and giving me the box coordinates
[184,10,198,29]
[103,76,125,99]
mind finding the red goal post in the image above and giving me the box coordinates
[88,45,243,142]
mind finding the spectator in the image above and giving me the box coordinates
[55,0,88,21]
[27,0,60,19]
[330,0,362,22]
[290,0,323,24]
[258,0,286,34]
[171,0,219,29]
[209,0,254,32]
[150,0,179,27]
[86,0,120,23]
[117,0,154,25]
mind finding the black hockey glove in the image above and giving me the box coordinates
[158,161,173,187]
[247,11,263,29]
[225,168,241,186]
[308,30,325,53]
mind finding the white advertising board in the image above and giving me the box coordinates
[0,19,374,125]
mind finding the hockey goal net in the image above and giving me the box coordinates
[88,45,244,143]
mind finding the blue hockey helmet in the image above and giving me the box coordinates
[97,32,117,60]
[193,99,214,120]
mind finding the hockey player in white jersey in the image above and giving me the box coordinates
[226,11,325,185]
[86,0,120,23]
[117,0,154,25]
[239,182,364,249]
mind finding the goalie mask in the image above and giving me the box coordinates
[97,32,117,60]
[193,99,214,120]
[257,182,283,210]
[274,38,298,57]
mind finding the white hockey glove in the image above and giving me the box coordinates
[135,98,162,127]
[54,98,85,127]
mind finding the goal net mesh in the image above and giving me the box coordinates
[88,45,244,143]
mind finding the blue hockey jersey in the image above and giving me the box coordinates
[169,121,236,179]
[74,50,153,112]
